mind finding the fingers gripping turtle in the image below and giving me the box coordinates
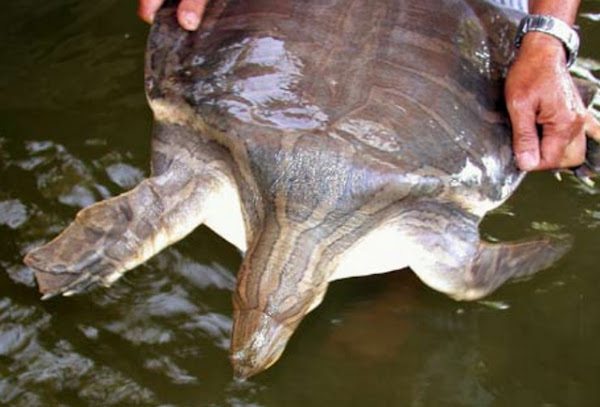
[555,79,600,188]
[139,0,209,31]
[571,114,600,188]
[25,121,241,299]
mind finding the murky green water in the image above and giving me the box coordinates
[1,1,600,406]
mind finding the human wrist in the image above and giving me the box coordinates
[528,0,580,25]
[518,32,568,65]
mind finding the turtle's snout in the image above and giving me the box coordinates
[230,310,292,380]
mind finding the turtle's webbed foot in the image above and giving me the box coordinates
[24,197,142,299]
[29,258,111,301]
[25,239,126,300]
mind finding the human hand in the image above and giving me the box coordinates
[505,32,587,171]
[138,0,209,31]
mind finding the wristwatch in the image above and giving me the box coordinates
[514,14,580,67]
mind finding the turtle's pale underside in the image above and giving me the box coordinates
[25,0,598,379]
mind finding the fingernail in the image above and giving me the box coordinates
[517,151,538,171]
[141,12,153,24]
[181,11,200,30]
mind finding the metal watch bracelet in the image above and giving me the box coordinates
[514,14,580,67]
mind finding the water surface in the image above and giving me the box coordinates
[1,1,600,406]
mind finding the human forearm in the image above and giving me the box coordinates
[528,0,580,24]
[505,0,586,171]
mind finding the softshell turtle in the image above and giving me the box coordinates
[25,0,598,379]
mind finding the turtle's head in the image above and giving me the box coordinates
[230,309,294,380]
[229,216,331,379]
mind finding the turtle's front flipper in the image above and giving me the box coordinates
[25,176,202,298]
[405,205,572,301]
[25,122,241,299]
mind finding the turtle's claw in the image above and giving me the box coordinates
[550,164,597,193]
[552,170,563,182]
[551,111,600,192]
[573,165,597,189]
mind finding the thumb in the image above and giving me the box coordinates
[507,100,541,171]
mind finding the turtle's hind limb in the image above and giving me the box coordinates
[450,235,572,301]
[404,203,572,301]
[25,121,242,299]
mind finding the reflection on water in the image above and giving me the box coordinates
[1,1,600,406]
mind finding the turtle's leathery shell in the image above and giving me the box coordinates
[25,0,583,379]
[147,0,523,211]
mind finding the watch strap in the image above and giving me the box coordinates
[514,14,580,67]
